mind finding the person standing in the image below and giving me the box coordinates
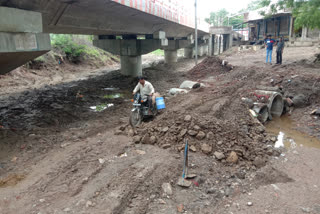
[276,37,285,65]
[265,35,276,64]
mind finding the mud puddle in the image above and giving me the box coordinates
[266,115,320,149]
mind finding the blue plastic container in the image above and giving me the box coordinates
[156,97,166,110]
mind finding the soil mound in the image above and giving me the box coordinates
[188,56,232,79]
[131,88,279,167]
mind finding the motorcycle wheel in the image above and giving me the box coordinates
[130,110,142,127]
[151,104,158,116]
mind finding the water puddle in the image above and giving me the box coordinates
[90,104,114,112]
[265,116,320,149]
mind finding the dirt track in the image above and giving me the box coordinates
[0,47,320,214]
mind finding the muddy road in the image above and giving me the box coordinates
[0,47,320,214]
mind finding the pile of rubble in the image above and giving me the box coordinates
[128,102,280,168]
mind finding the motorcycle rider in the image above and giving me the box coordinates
[132,76,155,110]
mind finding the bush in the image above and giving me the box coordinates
[51,34,86,63]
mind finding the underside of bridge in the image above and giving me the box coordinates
[0,0,212,76]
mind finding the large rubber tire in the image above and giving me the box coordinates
[130,110,142,127]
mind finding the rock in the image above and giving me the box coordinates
[217,141,223,145]
[188,130,198,136]
[193,125,201,130]
[300,207,312,213]
[161,183,173,195]
[253,157,265,168]
[247,202,253,206]
[179,129,187,137]
[177,204,184,213]
[292,94,308,107]
[135,150,146,155]
[214,151,225,160]
[196,131,206,140]
[286,97,293,107]
[206,187,216,194]
[128,129,135,137]
[162,144,171,149]
[190,145,197,152]
[132,136,141,144]
[206,131,214,140]
[184,115,192,122]
[86,200,94,208]
[63,208,71,212]
[158,199,166,204]
[226,151,238,164]
[162,127,169,132]
[201,144,212,154]
[150,136,157,144]
[168,88,189,95]
[119,126,126,131]
[141,134,150,144]
[39,199,45,203]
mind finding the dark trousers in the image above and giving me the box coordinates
[276,51,282,64]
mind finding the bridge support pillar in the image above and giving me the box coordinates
[184,48,193,58]
[164,50,178,64]
[120,55,142,77]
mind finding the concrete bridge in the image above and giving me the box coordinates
[0,0,232,76]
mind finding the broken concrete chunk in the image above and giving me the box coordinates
[161,183,173,195]
[180,80,205,89]
[184,115,192,122]
[188,130,198,136]
[190,145,197,152]
[214,151,225,160]
[196,131,206,140]
[201,144,212,154]
[168,88,189,95]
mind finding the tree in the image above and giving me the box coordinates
[205,8,244,27]
[259,0,320,29]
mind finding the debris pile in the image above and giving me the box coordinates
[188,56,233,79]
[129,95,280,167]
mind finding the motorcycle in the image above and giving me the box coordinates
[130,93,158,127]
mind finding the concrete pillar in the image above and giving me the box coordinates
[164,50,178,64]
[208,35,213,56]
[184,48,193,58]
[120,55,142,77]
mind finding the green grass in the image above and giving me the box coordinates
[151,49,164,56]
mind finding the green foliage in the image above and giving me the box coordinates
[246,0,270,11]
[259,0,320,29]
[205,8,244,28]
[151,49,164,56]
[51,34,86,62]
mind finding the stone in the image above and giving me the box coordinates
[141,134,150,144]
[119,126,126,131]
[292,94,308,107]
[196,131,206,140]
[226,151,238,164]
[206,131,214,140]
[128,129,135,137]
[188,130,198,136]
[190,145,197,152]
[179,129,187,137]
[150,136,157,144]
[300,207,312,213]
[193,125,201,130]
[132,136,141,144]
[63,208,71,212]
[86,201,94,208]
[253,157,265,168]
[161,183,173,195]
[162,127,169,132]
[184,115,192,122]
[217,141,223,145]
[247,202,253,206]
[135,150,146,155]
[286,97,293,107]
[214,151,225,160]
[162,144,171,149]
[201,144,212,154]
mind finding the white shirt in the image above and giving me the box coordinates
[133,81,155,99]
